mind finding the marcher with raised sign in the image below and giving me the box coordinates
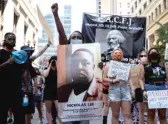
[103,48,132,124]
[139,48,168,124]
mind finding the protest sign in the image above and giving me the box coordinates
[36,5,53,42]
[82,13,146,60]
[57,43,102,123]
[107,60,131,82]
[147,90,168,109]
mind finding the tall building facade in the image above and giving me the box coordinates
[38,5,72,69]
[0,0,40,50]
[131,0,168,48]
[64,5,71,38]
[100,0,131,16]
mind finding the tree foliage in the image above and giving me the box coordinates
[155,23,168,61]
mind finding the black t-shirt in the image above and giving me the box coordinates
[0,49,25,91]
[145,64,166,83]
[45,69,57,90]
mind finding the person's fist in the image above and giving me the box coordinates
[51,3,58,14]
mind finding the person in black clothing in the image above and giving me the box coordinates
[0,32,26,124]
[21,39,52,124]
[41,56,60,124]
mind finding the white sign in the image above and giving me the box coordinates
[165,43,168,60]
[147,90,168,109]
[58,101,103,122]
[107,61,131,82]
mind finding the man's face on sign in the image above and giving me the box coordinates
[71,50,95,84]
[107,30,125,49]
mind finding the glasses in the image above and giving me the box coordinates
[71,35,82,40]
[140,55,147,58]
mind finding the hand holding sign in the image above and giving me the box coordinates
[108,61,131,82]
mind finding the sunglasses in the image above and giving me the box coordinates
[71,35,82,40]
[140,55,147,58]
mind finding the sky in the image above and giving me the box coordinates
[34,0,97,33]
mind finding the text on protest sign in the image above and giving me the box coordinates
[58,101,103,122]
[147,90,168,109]
[107,61,131,82]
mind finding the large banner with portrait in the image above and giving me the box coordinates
[82,13,146,61]
[57,43,103,123]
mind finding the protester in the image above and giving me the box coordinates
[51,3,84,45]
[0,32,25,124]
[21,40,51,124]
[139,48,167,124]
[103,48,132,124]
[41,56,60,124]
[34,67,45,124]
[129,49,147,124]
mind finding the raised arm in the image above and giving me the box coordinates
[40,62,52,78]
[51,3,67,45]
[30,40,51,61]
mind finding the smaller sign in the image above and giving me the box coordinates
[147,90,168,109]
[107,60,131,82]
[165,43,168,60]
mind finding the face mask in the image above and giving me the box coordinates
[149,52,160,63]
[71,40,83,44]
[140,57,147,63]
[112,52,123,61]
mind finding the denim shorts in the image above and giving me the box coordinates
[144,84,166,91]
[108,85,131,102]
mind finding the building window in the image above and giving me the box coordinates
[14,12,19,29]
[139,9,142,15]
[131,7,134,13]
[120,3,122,8]
[155,8,158,17]
[127,3,130,8]
[149,15,151,22]
[139,0,141,3]
[163,0,167,9]
[127,12,130,15]
[135,1,137,8]
[99,10,101,14]
[0,0,7,15]
[99,5,101,9]
[151,12,154,21]
[158,4,161,14]
[143,2,147,10]
[24,25,28,38]
[149,0,152,3]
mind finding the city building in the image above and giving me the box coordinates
[100,0,131,16]
[131,0,168,48]
[0,0,41,50]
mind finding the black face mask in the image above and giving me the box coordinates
[149,52,160,63]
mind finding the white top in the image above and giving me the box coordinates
[68,90,86,102]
